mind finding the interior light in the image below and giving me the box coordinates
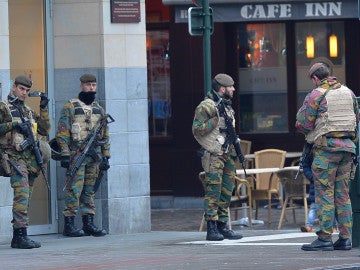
[329,34,338,58]
[306,36,314,58]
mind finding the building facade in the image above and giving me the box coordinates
[147,0,360,205]
[1,0,360,235]
[0,0,150,235]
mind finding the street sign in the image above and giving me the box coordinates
[188,7,213,36]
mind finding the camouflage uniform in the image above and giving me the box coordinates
[296,77,359,241]
[0,95,50,229]
[192,90,236,223]
[56,99,110,217]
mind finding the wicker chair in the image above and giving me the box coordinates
[276,167,309,229]
[252,149,287,224]
[239,139,253,169]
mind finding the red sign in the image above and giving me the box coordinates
[111,0,141,23]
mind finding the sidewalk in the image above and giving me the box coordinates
[0,208,359,270]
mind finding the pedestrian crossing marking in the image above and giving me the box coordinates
[178,232,329,246]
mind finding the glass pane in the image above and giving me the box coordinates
[147,30,172,137]
[237,23,287,133]
[295,21,345,108]
[9,0,49,226]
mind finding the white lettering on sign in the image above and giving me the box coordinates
[180,9,188,19]
[305,2,342,17]
[240,4,291,19]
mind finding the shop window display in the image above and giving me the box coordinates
[295,21,345,108]
[237,23,287,133]
[237,21,345,134]
[147,30,172,137]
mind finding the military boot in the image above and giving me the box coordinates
[11,228,41,249]
[206,220,224,241]
[63,216,85,237]
[217,221,243,240]
[82,214,107,237]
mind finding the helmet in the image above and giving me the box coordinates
[49,138,62,161]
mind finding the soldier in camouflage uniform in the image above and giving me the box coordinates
[296,62,359,251]
[56,74,110,237]
[0,75,50,249]
[192,73,243,241]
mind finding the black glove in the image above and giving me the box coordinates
[15,122,31,137]
[60,156,70,168]
[99,157,110,171]
[40,95,49,109]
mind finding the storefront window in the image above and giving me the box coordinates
[237,23,287,133]
[147,30,172,137]
[295,21,345,107]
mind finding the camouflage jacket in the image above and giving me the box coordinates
[192,90,236,155]
[296,77,359,153]
[0,95,50,173]
[56,98,110,158]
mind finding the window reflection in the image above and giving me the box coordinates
[295,21,345,108]
[147,30,172,137]
[238,23,287,133]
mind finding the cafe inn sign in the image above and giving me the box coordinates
[172,1,359,22]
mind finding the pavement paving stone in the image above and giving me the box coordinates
[0,208,358,270]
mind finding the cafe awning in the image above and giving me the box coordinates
[163,0,296,3]
[163,0,358,23]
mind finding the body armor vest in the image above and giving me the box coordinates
[0,101,36,151]
[306,86,356,143]
[70,99,103,142]
[194,99,235,155]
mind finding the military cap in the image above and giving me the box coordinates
[308,62,328,78]
[214,73,234,87]
[80,74,97,83]
[14,75,32,88]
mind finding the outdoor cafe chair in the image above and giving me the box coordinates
[252,148,287,224]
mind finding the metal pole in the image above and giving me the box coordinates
[350,97,360,247]
[202,0,211,96]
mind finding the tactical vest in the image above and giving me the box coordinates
[70,99,103,142]
[306,86,356,143]
[0,101,36,151]
[194,99,235,155]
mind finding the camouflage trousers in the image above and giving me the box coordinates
[63,155,100,217]
[312,148,352,240]
[10,161,35,229]
[201,152,236,223]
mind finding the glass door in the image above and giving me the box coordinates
[8,0,56,234]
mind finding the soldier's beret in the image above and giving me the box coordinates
[14,75,32,88]
[80,74,96,83]
[214,73,234,87]
[308,63,328,78]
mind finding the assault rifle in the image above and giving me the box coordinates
[216,98,247,177]
[6,154,25,177]
[294,142,313,180]
[64,114,115,190]
[11,100,50,190]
